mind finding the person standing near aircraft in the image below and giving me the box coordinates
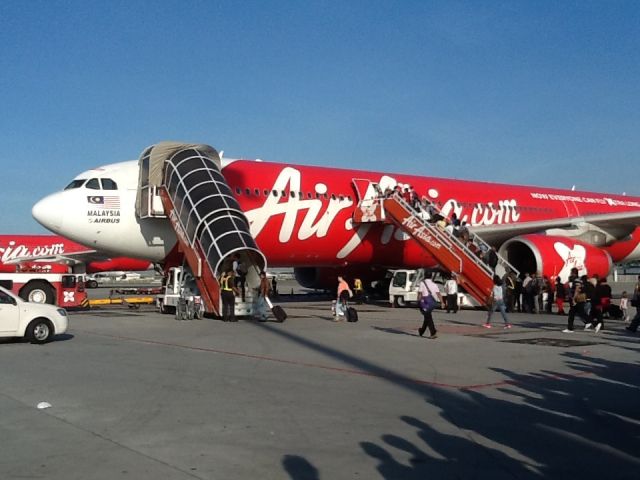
[220,269,239,322]
[555,276,566,315]
[353,277,364,304]
[503,268,516,313]
[484,275,512,329]
[417,271,441,339]
[255,270,270,322]
[444,273,458,313]
[624,276,640,333]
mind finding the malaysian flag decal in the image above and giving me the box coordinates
[87,196,120,208]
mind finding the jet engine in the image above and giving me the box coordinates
[498,234,613,282]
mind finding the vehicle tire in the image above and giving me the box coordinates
[20,281,55,305]
[27,318,54,344]
[87,280,98,289]
[394,296,406,308]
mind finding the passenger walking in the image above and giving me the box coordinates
[624,275,640,333]
[563,270,589,332]
[417,272,441,339]
[220,269,239,322]
[620,291,629,323]
[514,273,524,312]
[444,273,458,313]
[255,271,270,321]
[483,275,512,329]
[485,246,499,272]
[503,269,516,313]
[335,276,353,321]
[586,277,612,333]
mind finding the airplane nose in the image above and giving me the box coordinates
[32,193,64,232]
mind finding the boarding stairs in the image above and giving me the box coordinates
[135,142,267,316]
[352,187,518,307]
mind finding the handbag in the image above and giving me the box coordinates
[419,294,436,312]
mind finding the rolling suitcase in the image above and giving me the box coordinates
[346,306,359,322]
[265,297,287,322]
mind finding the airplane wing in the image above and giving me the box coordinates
[470,210,640,245]
[3,249,110,266]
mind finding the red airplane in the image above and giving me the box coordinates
[0,234,152,275]
[30,143,640,290]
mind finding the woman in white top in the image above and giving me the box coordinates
[484,275,512,329]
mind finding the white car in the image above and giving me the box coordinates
[0,286,68,344]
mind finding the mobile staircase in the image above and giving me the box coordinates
[135,142,267,316]
[352,185,519,307]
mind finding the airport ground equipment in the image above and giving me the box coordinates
[387,268,480,308]
[0,269,88,309]
[352,186,519,307]
[136,143,270,317]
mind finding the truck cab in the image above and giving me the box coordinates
[388,268,426,307]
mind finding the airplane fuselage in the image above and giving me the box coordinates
[32,158,640,274]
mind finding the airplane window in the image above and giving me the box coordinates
[264,189,269,196]
[245,188,251,195]
[101,178,118,190]
[254,188,260,196]
[307,193,312,199]
[235,187,241,194]
[64,179,86,190]
[331,194,336,200]
[290,192,295,198]
[272,190,278,197]
[85,178,100,190]
[281,190,286,197]
[339,195,344,201]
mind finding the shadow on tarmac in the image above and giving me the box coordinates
[256,321,640,479]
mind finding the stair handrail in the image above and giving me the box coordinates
[388,194,465,273]
[389,193,495,278]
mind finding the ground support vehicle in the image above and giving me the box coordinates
[0,286,68,343]
[0,271,88,309]
[388,268,480,309]
[157,267,204,319]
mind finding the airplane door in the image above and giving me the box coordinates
[352,178,380,202]
[0,290,20,334]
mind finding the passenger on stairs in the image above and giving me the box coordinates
[232,254,247,302]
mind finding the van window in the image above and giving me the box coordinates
[61,276,77,288]
[392,272,407,288]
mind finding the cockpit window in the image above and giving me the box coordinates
[85,178,100,190]
[101,178,118,190]
[64,179,87,190]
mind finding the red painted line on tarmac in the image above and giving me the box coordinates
[82,331,595,391]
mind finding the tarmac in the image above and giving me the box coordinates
[1,292,639,479]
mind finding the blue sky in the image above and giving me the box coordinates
[1,0,639,233]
